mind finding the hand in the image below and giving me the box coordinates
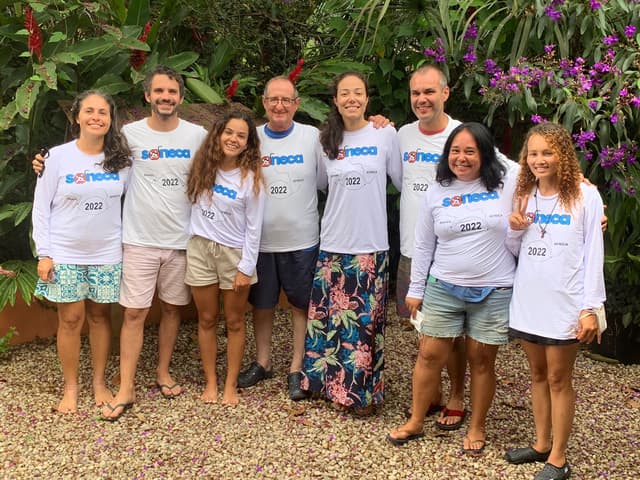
[509,194,531,230]
[405,296,422,320]
[368,114,394,129]
[233,271,252,292]
[37,257,54,282]
[601,205,608,233]
[33,153,46,175]
[575,310,599,344]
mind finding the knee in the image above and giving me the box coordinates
[198,314,218,331]
[547,371,572,392]
[58,315,83,332]
[123,309,147,326]
[468,353,495,375]
[225,317,245,335]
[529,366,548,383]
[416,346,446,370]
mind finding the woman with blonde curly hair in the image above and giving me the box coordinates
[185,109,265,405]
[505,122,605,480]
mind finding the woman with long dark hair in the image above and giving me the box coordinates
[185,110,265,406]
[387,122,516,453]
[301,72,402,416]
[32,90,131,413]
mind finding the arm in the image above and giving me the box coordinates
[576,186,606,344]
[235,185,266,291]
[32,155,58,281]
[386,127,402,191]
[407,191,437,301]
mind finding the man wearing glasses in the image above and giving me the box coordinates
[238,76,322,400]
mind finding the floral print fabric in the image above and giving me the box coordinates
[301,250,388,409]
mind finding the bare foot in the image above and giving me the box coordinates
[201,382,218,403]
[221,387,240,406]
[435,400,466,429]
[55,385,79,414]
[93,382,114,407]
[156,372,182,397]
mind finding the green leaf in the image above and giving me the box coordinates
[12,202,32,227]
[34,62,57,90]
[15,79,41,119]
[165,52,200,72]
[0,101,18,131]
[125,0,151,26]
[107,0,127,24]
[185,77,224,103]
[69,38,113,58]
[208,40,236,78]
[378,58,393,76]
[48,32,67,43]
[92,74,132,95]
[298,96,329,123]
[51,52,82,65]
[115,37,150,51]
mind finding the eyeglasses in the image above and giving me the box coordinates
[264,96,297,107]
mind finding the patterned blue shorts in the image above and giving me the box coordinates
[35,263,122,303]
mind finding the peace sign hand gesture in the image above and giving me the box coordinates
[509,194,531,231]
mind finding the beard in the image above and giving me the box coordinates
[151,100,178,119]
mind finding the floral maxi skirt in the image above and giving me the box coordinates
[301,250,388,409]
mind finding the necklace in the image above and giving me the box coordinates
[534,186,559,239]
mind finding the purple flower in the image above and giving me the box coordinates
[610,179,622,191]
[628,187,637,196]
[544,44,555,54]
[625,25,637,38]
[531,114,543,124]
[630,97,640,108]
[484,59,500,75]
[619,88,628,97]
[463,45,477,64]
[610,113,619,123]
[589,0,602,9]
[603,35,618,45]
[584,151,594,160]
[573,130,596,149]
[424,48,436,57]
[464,21,478,41]
[588,100,599,110]
[544,6,562,22]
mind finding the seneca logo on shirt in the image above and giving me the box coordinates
[141,147,192,160]
[65,171,120,184]
[336,145,378,160]
[531,212,572,225]
[261,153,304,167]
[442,191,500,207]
[403,150,440,163]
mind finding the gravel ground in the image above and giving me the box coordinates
[1,305,639,480]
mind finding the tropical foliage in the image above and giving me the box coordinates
[1,0,639,331]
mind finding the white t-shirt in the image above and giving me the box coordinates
[407,170,518,299]
[122,118,208,249]
[32,140,129,264]
[398,116,461,257]
[257,122,322,252]
[398,117,519,258]
[318,123,402,254]
[507,184,605,340]
[189,168,266,276]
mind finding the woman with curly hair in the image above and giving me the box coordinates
[185,110,265,405]
[505,123,605,480]
[32,90,131,413]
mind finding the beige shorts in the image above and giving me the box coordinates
[119,244,190,308]
[185,235,257,290]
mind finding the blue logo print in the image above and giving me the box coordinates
[141,147,192,161]
[65,171,120,184]
[403,150,440,164]
[213,183,238,200]
[261,153,304,167]
[442,191,499,207]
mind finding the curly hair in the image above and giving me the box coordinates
[515,123,582,210]
[187,109,263,203]
[143,65,185,98]
[69,90,132,173]
[320,71,368,159]
[437,122,506,191]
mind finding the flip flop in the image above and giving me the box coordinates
[156,382,181,399]
[386,430,425,446]
[100,402,133,422]
[462,436,486,456]
[435,407,467,431]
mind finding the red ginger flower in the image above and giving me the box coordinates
[288,58,304,83]
[226,79,239,100]
[130,21,151,70]
[24,6,43,63]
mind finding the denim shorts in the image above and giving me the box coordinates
[420,277,511,345]
[35,263,122,303]
[249,244,319,310]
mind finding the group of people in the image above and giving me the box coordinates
[31,63,605,480]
